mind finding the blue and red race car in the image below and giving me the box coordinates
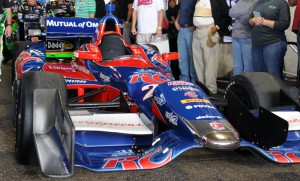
[12,3,300,178]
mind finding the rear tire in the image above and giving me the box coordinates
[15,72,67,165]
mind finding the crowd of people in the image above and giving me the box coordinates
[170,0,291,94]
[0,0,298,94]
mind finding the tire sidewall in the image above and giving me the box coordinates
[225,75,260,110]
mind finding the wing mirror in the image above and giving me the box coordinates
[162,52,179,61]
[73,50,102,61]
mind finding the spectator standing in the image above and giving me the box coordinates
[289,0,300,82]
[17,0,45,22]
[2,0,15,65]
[166,0,178,27]
[47,0,75,17]
[175,0,197,83]
[0,0,12,71]
[131,0,164,44]
[11,0,22,15]
[249,0,290,78]
[110,0,133,44]
[229,0,258,76]
[166,0,180,80]
[192,0,231,94]
[95,0,106,19]
[75,0,96,18]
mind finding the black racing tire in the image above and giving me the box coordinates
[224,72,285,110]
[12,80,19,126]
[11,41,34,85]
[15,71,67,165]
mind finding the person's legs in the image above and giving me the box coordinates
[185,28,196,83]
[252,46,266,72]
[169,35,180,80]
[232,38,243,76]
[178,28,190,81]
[240,38,253,73]
[123,22,132,45]
[136,33,152,44]
[263,41,286,78]
[298,24,300,64]
[0,23,4,78]
[204,32,219,94]
[297,24,300,85]
[136,34,144,44]
[192,28,205,84]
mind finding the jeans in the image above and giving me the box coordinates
[177,27,197,83]
[252,40,287,78]
[232,38,253,76]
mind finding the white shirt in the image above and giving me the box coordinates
[133,0,164,34]
[193,0,214,27]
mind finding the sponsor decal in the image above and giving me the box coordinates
[102,146,172,170]
[29,49,44,56]
[48,65,75,72]
[73,120,143,127]
[168,81,194,86]
[196,115,222,120]
[31,37,39,42]
[151,54,168,67]
[47,19,99,28]
[17,51,43,77]
[184,92,198,98]
[154,93,166,106]
[112,149,135,157]
[209,122,225,130]
[72,62,90,74]
[267,151,300,163]
[100,72,110,83]
[172,86,198,91]
[288,119,300,123]
[142,84,159,101]
[185,105,216,110]
[130,73,168,84]
[47,40,74,50]
[138,0,153,6]
[165,111,178,126]
[65,79,87,84]
[181,99,210,104]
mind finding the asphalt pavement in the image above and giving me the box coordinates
[1,63,300,181]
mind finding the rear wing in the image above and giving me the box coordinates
[45,17,124,59]
[46,17,124,39]
[46,17,101,39]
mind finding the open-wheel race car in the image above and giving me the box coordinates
[12,3,300,178]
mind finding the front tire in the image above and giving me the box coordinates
[224,72,285,110]
[15,72,67,165]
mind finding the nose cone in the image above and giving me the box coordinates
[202,131,240,150]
